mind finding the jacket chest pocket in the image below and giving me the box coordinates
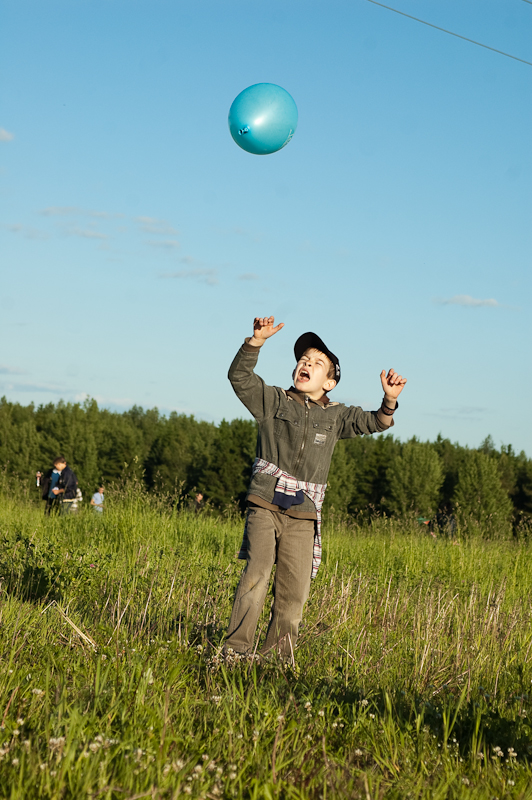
[311,420,335,447]
[273,408,302,441]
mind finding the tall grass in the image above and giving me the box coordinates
[0,484,531,798]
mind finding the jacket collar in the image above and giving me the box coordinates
[285,387,334,408]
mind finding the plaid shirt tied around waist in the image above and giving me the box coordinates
[237,458,327,580]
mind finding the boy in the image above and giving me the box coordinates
[224,316,407,658]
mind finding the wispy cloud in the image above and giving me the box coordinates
[0,365,26,375]
[2,223,49,240]
[67,227,108,240]
[159,268,218,286]
[435,294,500,308]
[40,206,123,219]
[238,273,259,281]
[147,239,180,249]
[0,381,64,394]
[0,128,14,142]
[136,216,179,235]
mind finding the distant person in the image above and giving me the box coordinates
[194,492,205,514]
[41,456,78,515]
[91,485,105,513]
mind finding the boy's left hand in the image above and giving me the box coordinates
[380,369,407,400]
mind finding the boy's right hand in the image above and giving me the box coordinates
[250,316,284,346]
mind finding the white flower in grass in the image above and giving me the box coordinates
[508,747,517,757]
[193,765,202,773]
[23,740,30,750]
[16,719,24,726]
[354,749,363,757]
[39,764,46,771]
[508,780,515,786]
[211,696,222,704]
[229,772,237,780]
[12,729,20,737]
[50,770,57,777]
[462,777,469,785]
[304,701,311,709]
[89,743,100,753]
[236,733,243,739]
[183,787,192,794]
[360,699,369,707]
[32,689,44,697]
[12,758,19,766]
[318,710,324,717]
[332,723,337,729]
[369,714,375,720]
[201,753,209,760]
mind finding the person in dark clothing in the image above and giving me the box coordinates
[41,456,78,516]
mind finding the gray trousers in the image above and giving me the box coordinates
[225,505,315,657]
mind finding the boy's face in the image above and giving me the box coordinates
[293,349,336,398]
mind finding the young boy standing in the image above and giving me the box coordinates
[224,316,407,658]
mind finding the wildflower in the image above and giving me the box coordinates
[508,780,515,786]
[252,729,260,741]
[16,719,24,726]
[49,737,66,751]
[360,699,369,707]
[462,777,469,785]
[163,764,171,777]
[354,749,363,756]
[201,754,209,761]
[369,713,375,720]
[50,770,57,777]
[277,715,285,722]
[175,759,185,770]
[12,729,20,737]
[229,772,237,780]
[32,689,44,697]
[236,733,243,739]
[304,701,312,709]
[12,758,19,766]
[216,767,223,775]
[183,787,192,795]
[39,764,46,771]
[508,747,517,758]
[193,765,202,774]
[89,742,100,753]
[23,740,30,750]
[101,654,107,661]
[229,764,237,771]
[211,696,222,704]
[318,709,325,717]
[305,734,311,741]
[332,722,337,728]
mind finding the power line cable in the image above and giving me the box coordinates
[364,0,532,66]
[521,0,532,7]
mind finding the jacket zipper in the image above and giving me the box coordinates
[292,395,310,475]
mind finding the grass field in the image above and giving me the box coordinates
[1,485,531,799]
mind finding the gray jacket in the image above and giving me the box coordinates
[229,341,391,514]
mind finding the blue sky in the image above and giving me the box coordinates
[1,0,531,455]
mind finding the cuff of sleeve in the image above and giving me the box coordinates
[376,412,395,431]
[243,337,264,352]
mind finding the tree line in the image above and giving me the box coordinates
[1,396,531,531]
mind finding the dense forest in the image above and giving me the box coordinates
[1,396,531,530]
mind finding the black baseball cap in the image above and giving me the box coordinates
[294,332,341,385]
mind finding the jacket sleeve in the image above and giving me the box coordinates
[338,405,393,439]
[228,341,280,423]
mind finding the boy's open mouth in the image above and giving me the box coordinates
[298,369,310,382]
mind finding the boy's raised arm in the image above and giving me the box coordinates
[376,368,407,428]
[228,316,285,422]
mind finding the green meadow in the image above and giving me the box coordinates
[1,486,531,799]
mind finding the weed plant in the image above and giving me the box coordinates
[0,482,531,798]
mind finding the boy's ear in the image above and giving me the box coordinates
[323,379,337,393]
